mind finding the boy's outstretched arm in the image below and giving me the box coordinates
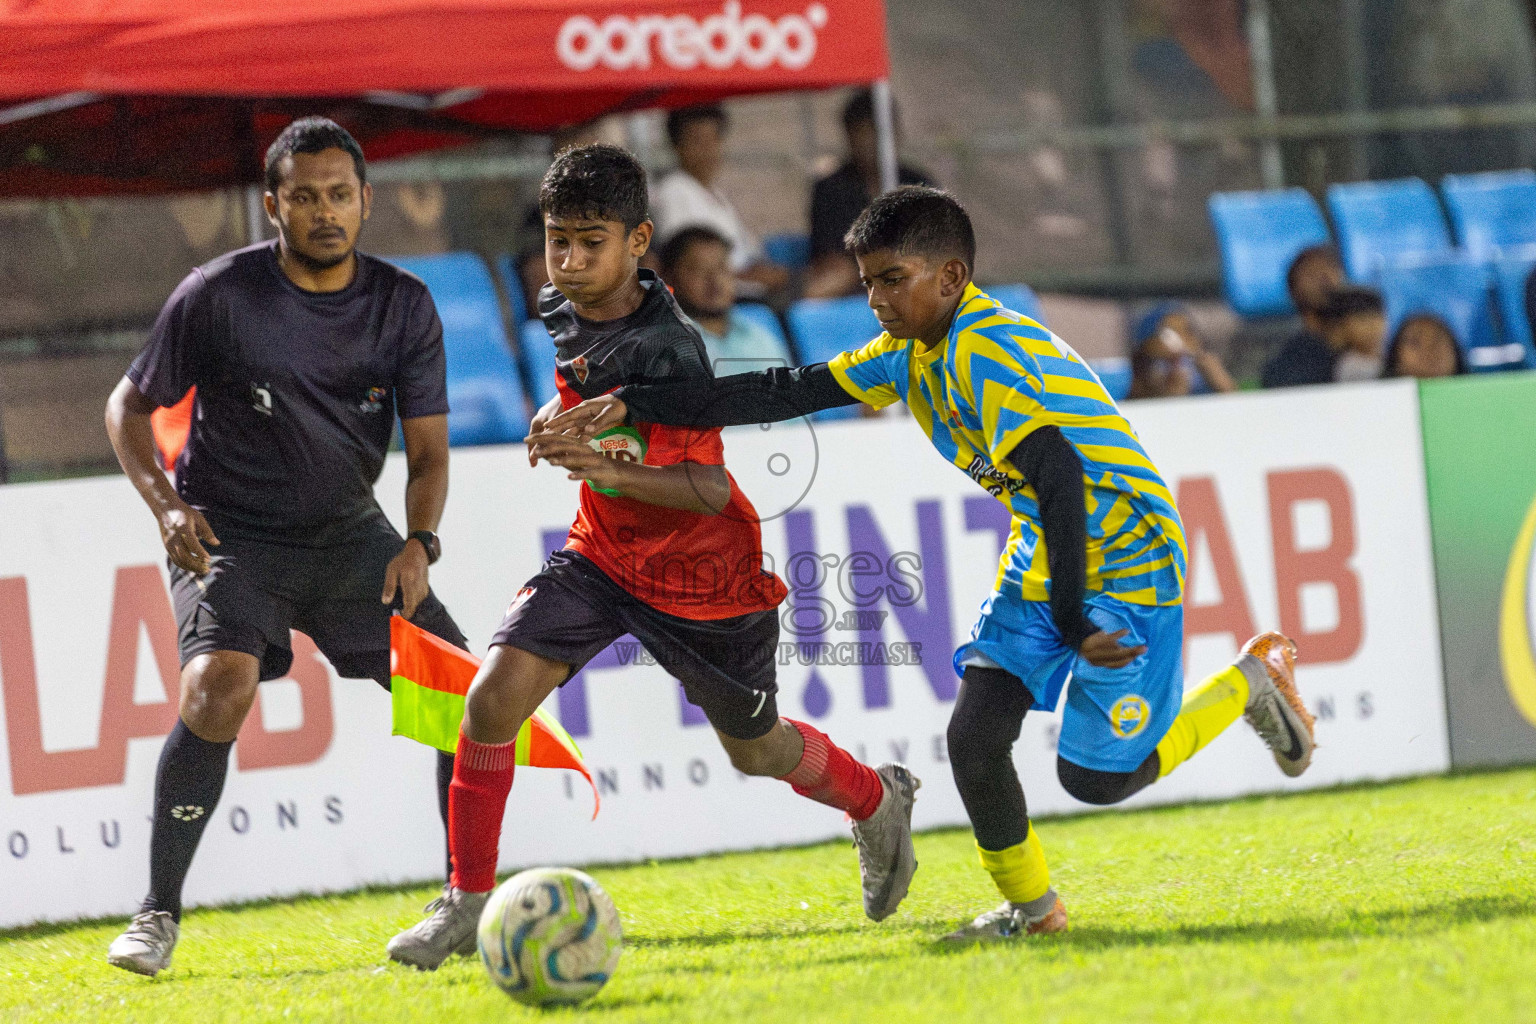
[1007,426,1145,669]
[541,363,862,438]
[530,433,730,514]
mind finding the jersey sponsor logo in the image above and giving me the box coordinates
[571,355,590,384]
[358,386,388,414]
[1109,695,1150,739]
[965,454,1026,498]
[555,0,829,73]
[587,426,647,497]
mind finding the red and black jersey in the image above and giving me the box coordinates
[537,271,787,620]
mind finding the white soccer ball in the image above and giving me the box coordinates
[477,867,623,1007]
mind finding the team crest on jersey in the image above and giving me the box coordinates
[571,354,590,384]
[1109,695,1150,739]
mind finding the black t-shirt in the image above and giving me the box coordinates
[808,161,933,261]
[538,269,712,398]
[127,242,449,544]
[1261,329,1337,389]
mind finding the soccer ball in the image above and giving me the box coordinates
[477,867,623,1007]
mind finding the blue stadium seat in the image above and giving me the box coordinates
[733,302,792,354]
[387,253,529,446]
[492,252,530,327]
[1440,169,1536,258]
[520,318,559,409]
[763,232,811,270]
[1090,358,1132,401]
[1490,247,1536,371]
[983,283,1048,327]
[1207,188,1332,317]
[786,296,883,420]
[1326,178,1453,282]
[1375,253,1520,372]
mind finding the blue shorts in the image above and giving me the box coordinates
[953,592,1185,773]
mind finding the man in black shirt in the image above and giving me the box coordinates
[102,118,468,976]
[1261,244,1345,389]
[804,90,931,299]
[1262,284,1385,388]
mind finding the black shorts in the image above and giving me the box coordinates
[169,514,467,685]
[492,549,781,740]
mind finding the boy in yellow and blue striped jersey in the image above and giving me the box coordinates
[539,187,1317,941]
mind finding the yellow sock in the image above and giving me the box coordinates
[1154,664,1249,777]
[978,826,1050,904]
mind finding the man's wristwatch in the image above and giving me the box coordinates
[408,530,441,565]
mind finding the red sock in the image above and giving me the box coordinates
[447,730,515,893]
[778,719,885,821]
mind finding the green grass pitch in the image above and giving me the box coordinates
[4,768,1535,1023]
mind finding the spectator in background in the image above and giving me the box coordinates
[1287,244,1345,319]
[1383,313,1466,379]
[660,226,792,370]
[1262,285,1385,387]
[650,105,790,299]
[804,90,933,299]
[1128,301,1236,399]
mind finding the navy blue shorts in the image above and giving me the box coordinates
[169,515,466,684]
[492,549,781,740]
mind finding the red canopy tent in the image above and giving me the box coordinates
[0,0,892,196]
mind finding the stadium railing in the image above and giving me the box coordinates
[1208,188,1333,318]
[388,252,531,445]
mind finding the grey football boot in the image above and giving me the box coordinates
[850,763,921,921]
[1240,632,1316,777]
[107,910,179,977]
[386,886,488,970]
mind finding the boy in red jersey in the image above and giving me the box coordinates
[387,146,919,969]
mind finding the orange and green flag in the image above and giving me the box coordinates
[389,616,599,818]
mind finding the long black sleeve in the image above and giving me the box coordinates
[616,363,862,428]
[1007,426,1096,650]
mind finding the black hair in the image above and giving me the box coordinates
[841,88,901,134]
[1314,284,1384,325]
[538,144,650,232]
[843,89,875,133]
[844,185,975,268]
[1383,312,1467,377]
[1285,243,1342,303]
[659,224,732,274]
[666,104,728,149]
[264,117,366,192]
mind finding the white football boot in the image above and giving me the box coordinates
[107,911,179,977]
[386,886,489,970]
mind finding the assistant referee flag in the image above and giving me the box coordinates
[389,616,599,817]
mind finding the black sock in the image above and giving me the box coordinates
[436,749,455,883]
[142,719,233,922]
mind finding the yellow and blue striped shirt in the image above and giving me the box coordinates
[828,284,1186,607]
